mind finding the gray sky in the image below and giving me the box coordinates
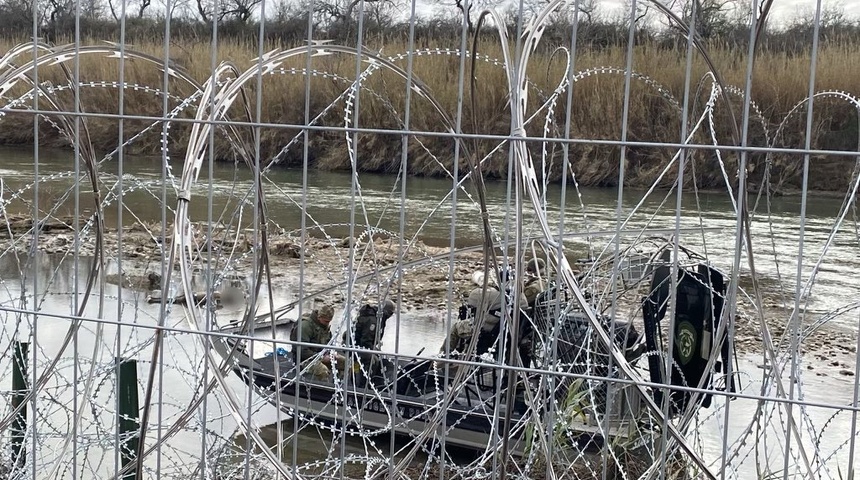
[598,0,860,25]
[771,0,860,18]
[412,0,860,29]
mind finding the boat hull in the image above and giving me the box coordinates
[235,353,632,455]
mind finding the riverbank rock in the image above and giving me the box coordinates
[270,239,301,258]
[0,214,76,236]
[104,271,153,289]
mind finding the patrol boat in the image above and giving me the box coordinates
[216,314,645,454]
[216,248,733,454]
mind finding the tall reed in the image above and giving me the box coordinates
[2,37,857,191]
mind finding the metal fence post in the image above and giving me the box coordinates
[117,358,140,480]
[11,341,29,469]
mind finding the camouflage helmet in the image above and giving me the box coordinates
[526,257,546,275]
[317,304,335,320]
[467,287,495,309]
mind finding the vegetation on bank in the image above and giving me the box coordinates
[1,13,859,193]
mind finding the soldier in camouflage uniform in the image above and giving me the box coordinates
[523,257,548,307]
[443,287,493,355]
[442,287,529,356]
[290,303,345,380]
[442,286,531,382]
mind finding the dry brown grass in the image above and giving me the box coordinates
[1,37,858,191]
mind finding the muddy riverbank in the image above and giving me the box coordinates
[2,215,856,371]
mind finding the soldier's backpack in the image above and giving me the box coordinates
[352,304,389,349]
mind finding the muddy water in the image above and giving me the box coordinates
[3,249,851,479]
[2,147,858,330]
[2,148,860,476]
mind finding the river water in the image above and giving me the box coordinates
[1,147,860,477]
[2,147,858,326]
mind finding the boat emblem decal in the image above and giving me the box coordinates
[677,321,697,366]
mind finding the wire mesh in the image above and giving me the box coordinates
[0,0,859,478]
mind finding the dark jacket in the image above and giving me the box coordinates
[343,304,391,349]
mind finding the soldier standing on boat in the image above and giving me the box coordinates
[346,299,396,350]
[290,303,345,380]
[344,299,396,373]
[442,287,528,357]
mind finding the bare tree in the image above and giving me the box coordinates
[788,0,847,29]
[159,0,192,19]
[364,0,395,28]
[191,0,261,23]
[514,0,600,26]
[195,0,211,22]
[104,0,156,22]
[106,0,118,20]
[80,0,104,18]
[219,0,260,22]
[136,0,151,17]
[424,0,509,32]
[725,0,754,28]
[693,0,734,38]
[43,0,75,36]
[0,0,35,35]
[273,0,295,22]
[306,0,402,28]
[661,0,734,40]
[617,0,652,29]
